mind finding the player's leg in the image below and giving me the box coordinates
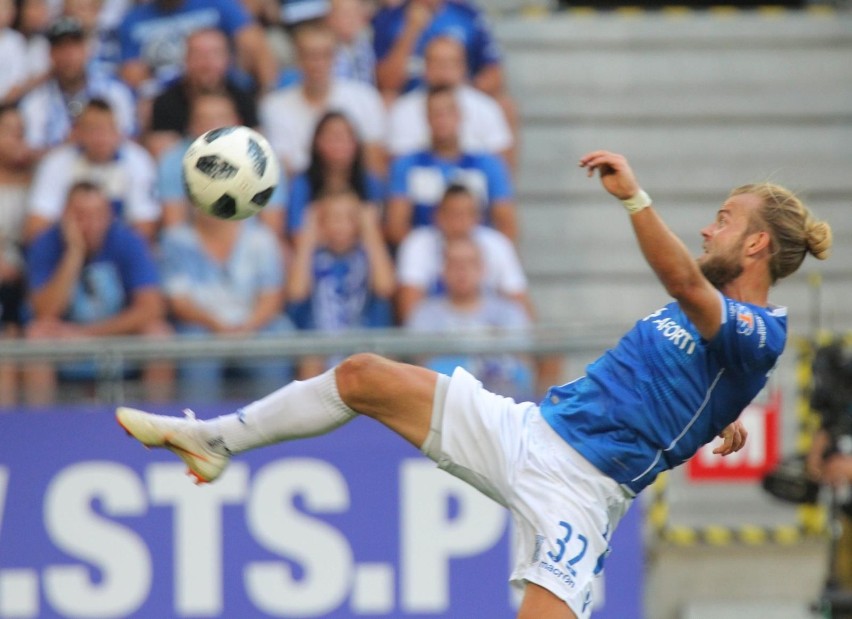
[517,583,578,619]
[116,352,438,482]
[334,352,437,447]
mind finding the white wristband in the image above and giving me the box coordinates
[621,189,652,214]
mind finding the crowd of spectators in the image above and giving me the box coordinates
[0,0,546,405]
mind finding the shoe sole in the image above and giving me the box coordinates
[116,407,217,485]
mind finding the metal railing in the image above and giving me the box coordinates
[0,323,623,362]
[0,323,626,404]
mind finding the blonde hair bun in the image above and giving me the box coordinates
[806,219,832,261]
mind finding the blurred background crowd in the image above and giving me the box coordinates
[0,0,549,406]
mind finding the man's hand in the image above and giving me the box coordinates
[405,0,434,32]
[578,150,641,201]
[820,454,852,488]
[60,213,86,257]
[713,420,748,456]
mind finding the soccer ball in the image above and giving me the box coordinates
[182,125,279,220]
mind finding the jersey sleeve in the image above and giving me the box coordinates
[706,294,786,373]
[25,230,63,291]
[117,10,143,62]
[388,154,413,198]
[466,10,502,75]
[215,0,253,35]
[371,6,401,61]
[286,173,310,234]
[483,154,514,202]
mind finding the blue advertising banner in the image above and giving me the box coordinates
[0,405,644,618]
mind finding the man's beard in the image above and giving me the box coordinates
[699,253,744,289]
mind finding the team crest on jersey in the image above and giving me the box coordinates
[736,305,755,336]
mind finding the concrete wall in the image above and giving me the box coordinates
[496,8,852,334]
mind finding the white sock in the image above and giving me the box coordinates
[205,368,357,455]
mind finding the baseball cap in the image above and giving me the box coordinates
[46,16,85,45]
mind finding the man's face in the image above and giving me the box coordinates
[185,30,230,91]
[50,37,88,83]
[319,194,360,255]
[327,0,366,43]
[188,96,239,137]
[435,192,479,239]
[75,108,121,163]
[698,192,763,288]
[297,30,335,87]
[66,189,112,251]
[427,91,460,143]
[443,240,483,300]
[424,38,466,88]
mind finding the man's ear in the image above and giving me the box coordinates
[745,230,772,257]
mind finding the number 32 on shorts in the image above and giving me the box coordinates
[547,520,608,577]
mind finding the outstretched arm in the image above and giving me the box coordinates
[579,150,722,341]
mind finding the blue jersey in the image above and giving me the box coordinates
[288,247,392,332]
[26,222,160,323]
[389,150,513,228]
[118,0,251,86]
[372,0,502,93]
[540,293,787,494]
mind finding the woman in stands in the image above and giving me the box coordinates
[285,111,385,245]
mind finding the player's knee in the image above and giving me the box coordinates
[335,353,385,410]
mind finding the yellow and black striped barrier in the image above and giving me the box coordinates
[515,4,840,19]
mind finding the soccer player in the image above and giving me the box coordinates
[116,151,832,619]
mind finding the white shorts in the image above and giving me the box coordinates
[421,367,633,619]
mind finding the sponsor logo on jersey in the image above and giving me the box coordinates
[736,305,755,336]
[652,316,696,355]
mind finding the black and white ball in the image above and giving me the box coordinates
[182,126,279,220]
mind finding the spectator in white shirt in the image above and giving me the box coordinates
[19,16,135,150]
[24,97,159,243]
[260,20,386,177]
[387,35,512,165]
[395,182,530,322]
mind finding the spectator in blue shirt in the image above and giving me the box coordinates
[385,84,516,247]
[287,190,395,378]
[372,0,503,100]
[117,0,277,98]
[159,207,294,404]
[24,181,172,405]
